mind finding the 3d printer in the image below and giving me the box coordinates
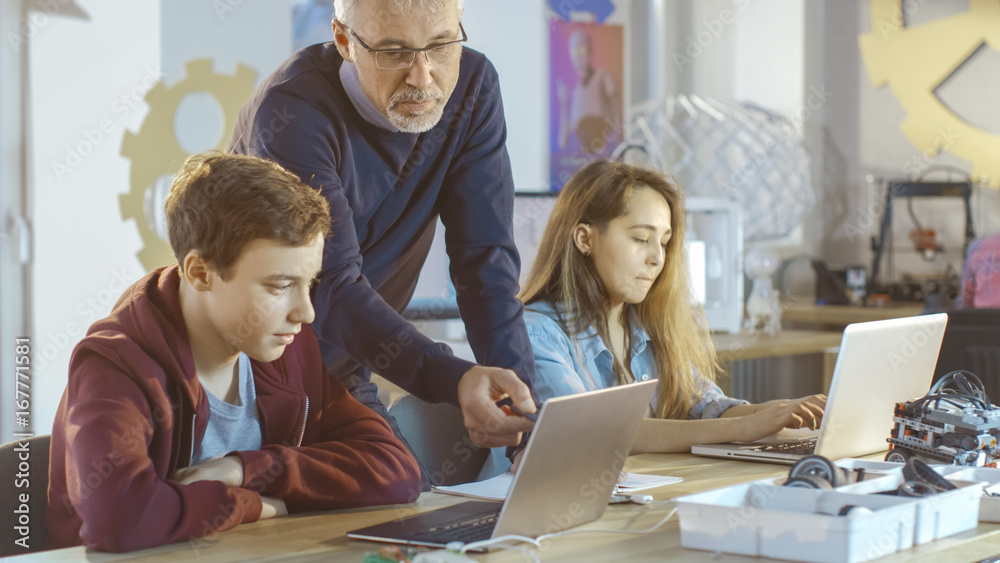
[867,177,975,306]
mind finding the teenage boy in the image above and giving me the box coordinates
[46,153,420,552]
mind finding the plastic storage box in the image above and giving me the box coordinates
[837,474,983,544]
[937,466,1000,523]
[675,482,918,563]
[834,458,905,477]
[676,460,986,562]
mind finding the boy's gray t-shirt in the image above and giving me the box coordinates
[192,352,263,464]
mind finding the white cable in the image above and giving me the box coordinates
[459,534,543,553]
[457,504,679,556]
[485,543,541,562]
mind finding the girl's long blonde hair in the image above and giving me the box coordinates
[519,160,718,419]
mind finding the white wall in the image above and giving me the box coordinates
[161,0,292,90]
[26,0,292,437]
[463,1,548,192]
[29,0,161,440]
[1,0,31,446]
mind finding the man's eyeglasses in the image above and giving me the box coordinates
[347,23,468,70]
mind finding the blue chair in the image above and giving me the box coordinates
[388,394,489,486]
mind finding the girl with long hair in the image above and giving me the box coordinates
[500,160,824,470]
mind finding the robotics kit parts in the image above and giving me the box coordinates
[782,455,956,500]
[885,370,1000,466]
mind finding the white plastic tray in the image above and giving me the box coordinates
[837,474,983,544]
[676,460,986,562]
[834,458,905,477]
[676,482,917,563]
[939,466,1000,523]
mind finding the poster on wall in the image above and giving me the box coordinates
[549,19,624,191]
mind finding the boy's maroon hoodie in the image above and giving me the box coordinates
[46,265,420,552]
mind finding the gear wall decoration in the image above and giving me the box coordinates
[120,59,256,270]
[859,0,1000,187]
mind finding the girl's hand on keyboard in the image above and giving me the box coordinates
[755,394,827,416]
[737,395,827,442]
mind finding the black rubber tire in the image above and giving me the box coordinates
[903,457,956,492]
[789,455,843,487]
[884,448,912,464]
[783,474,834,489]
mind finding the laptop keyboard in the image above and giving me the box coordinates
[751,438,818,455]
[417,511,499,544]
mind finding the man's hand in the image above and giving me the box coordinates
[458,366,536,448]
[171,456,245,487]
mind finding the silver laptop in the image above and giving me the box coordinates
[691,313,948,464]
[347,380,658,550]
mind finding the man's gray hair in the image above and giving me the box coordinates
[334,0,465,29]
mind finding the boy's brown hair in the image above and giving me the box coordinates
[164,152,331,279]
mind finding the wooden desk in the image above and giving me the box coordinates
[29,453,1000,562]
[782,304,924,330]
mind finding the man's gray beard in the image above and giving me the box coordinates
[387,103,445,133]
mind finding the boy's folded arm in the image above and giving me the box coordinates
[64,350,264,552]
[233,376,421,510]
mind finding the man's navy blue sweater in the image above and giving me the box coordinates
[231,43,534,406]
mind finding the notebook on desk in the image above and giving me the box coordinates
[691,313,948,464]
[347,380,658,550]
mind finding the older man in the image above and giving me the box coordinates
[230,0,536,482]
